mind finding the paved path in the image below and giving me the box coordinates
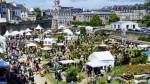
[19,55,52,84]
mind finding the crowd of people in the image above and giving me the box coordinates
[0,36,46,84]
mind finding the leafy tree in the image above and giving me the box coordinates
[109,14,120,23]
[33,8,43,20]
[90,14,103,26]
[80,27,87,36]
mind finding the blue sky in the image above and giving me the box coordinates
[5,0,145,9]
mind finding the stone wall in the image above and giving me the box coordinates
[0,20,52,35]
[114,31,150,40]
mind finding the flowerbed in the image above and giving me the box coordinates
[112,65,150,77]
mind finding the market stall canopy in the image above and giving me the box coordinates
[59,60,75,64]
[0,48,3,53]
[41,47,51,50]
[0,60,10,68]
[34,24,44,30]
[89,51,114,61]
[75,31,80,35]
[57,43,64,46]
[43,38,56,45]
[63,29,73,36]
[88,51,115,67]
[58,25,65,29]
[25,28,32,32]
[25,32,32,36]
[64,36,78,40]
[19,30,25,35]
[35,57,42,61]
[44,31,49,34]
[0,82,7,84]
[47,30,52,32]
[0,35,6,41]
[4,30,10,37]
[10,31,20,36]
[34,38,41,42]
[143,51,150,54]
[85,26,93,31]
[137,44,150,48]
[44,38,54,42]
[27,43,37,47]
[86,59,107,68]
[99,44,107,47]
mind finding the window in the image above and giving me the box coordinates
[48,42,51,44]
[126,25,129,29]
[133,25,135,29]
[114,25,116,28]
[118,25,120,28]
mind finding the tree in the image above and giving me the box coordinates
[90,14,103,26]
[144,0,150,27]
[33,8,43,20]
[80,27,87,36]
[109,14,120,23]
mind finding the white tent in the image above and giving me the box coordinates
[64,36,78,40]
[25,28,32,32]
[58,25,65,29]
[43,38,56,45]
[0,36,6,52]
[25,32,32,36]
[75,31,80,35]
[0,48,3,53]
[34,24,44,30]
[44,31,49,34]
[0,60,10,68]
[59,60,75,64]
[35,57,43,61]
[86,59,107,68]
[4,30,10,37]
[0,35,6,41]
[63,29,73,36]
[57,43,64,46]
[85,26,93,32]
[47,30,52,32]
[27,43,37,47]
[88,51,115,67]
[34,38,41,42]
[19,30,25,35]
[10,31,20,36]
[137,44,150,50]
[99,44,107,47]
[41,47,51,50]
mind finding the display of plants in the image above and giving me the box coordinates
[66,66,78,82]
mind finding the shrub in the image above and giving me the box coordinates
[130,54,147,64]
[66,67,78,82]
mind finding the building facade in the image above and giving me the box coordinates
[110,21,139,30]
[103,4,146,21]
[75,10,113,24]
[43,0,83,28]
[0,1,36,23]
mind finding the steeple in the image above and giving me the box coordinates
[53,0,61,11]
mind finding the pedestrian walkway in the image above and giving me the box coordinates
[19,54,52,84]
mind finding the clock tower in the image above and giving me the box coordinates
[53,0,61,11]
